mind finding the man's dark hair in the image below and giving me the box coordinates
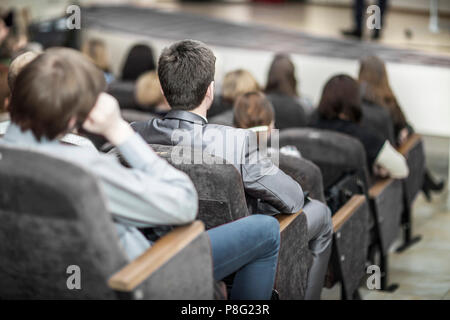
[318,74,362,123]
[10,47,106,140]
[158,40,216,110]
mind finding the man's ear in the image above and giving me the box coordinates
[68,116,77,133]
[4,97,9,112]
[206,81,215,110]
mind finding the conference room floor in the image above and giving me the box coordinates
[323,135,450,300]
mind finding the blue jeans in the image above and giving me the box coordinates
[207,215,280,300]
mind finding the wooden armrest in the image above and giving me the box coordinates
[108,220,205,292]
[332,195,365,232]
[369,178,393,198]
[397,133,421,156]
[275,210,303,233]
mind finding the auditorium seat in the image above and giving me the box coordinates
[279,128,403,291]
[278,154,326,203]
[396,134,425,251]
[360,105,425,251]
[0,145,214,299]
[121,109,160,124]
[111,144,312,299]
[278,152,369,299]
[107,80,139,110]
[208,109,234,127]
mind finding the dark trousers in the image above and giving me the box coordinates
[354,0,388,33]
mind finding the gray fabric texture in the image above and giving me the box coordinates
[137,232,214,300]
[279,128,371,189]
[402,139,425,207]
[133,110,304,214]
[208,109,234,127]
[150,144,250,229]
[0,146,214,299]
[278,154,326,203]
[371,179,404,254]
[361,102,396,145]
[145,144,312,299]
[107,80,139,110]
[333,198,370,298]
[276,212,312,300]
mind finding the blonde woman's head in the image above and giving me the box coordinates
[82,38,111,72]
[135,71,164,109]
[221,69,259,103]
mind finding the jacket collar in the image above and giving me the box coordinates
[164,110,208,125]
[2,122,59,147]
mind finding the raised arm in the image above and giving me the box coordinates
[82,93,198,227]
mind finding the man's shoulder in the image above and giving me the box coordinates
[205,123,250,136]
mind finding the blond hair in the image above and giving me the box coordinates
[81,38,111,72]
[221,69,259,103]
[8,51,40,92]
[135,71,163,108]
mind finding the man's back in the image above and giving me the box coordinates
[133,110,304,215]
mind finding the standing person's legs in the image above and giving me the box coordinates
[354,0,366,34]
[207,214,280,300]
[378,0,388,27]
[372,0,388,38]
[342,0,365,38]
[302,199,333,300]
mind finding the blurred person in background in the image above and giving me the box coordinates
[121,43,156,81]
[358,55,444,198]
[135,71,170,116]
[208,69,259,118]
[0,8,30,65]
[342,0,389,40]
[311,74,408,179]
[1,51,39,135]
[265,53,310,129]
[82,38,115,84]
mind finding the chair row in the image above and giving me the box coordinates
[0,121,424,300]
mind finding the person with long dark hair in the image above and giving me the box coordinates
[311,74,408,179]
[121,43,156,81]
[358,55,444,199]
[265,54,309,129]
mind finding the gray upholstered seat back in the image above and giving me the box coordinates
[107,80,137,110]
[0,146,127,299]
[150,144,250,229]
[278,154,325,203]
[279,128,371,190]
[121,109,160,124]
[361,103,396,145]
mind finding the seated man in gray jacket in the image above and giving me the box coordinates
[1,47,282,300]
[132,39,333,300]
